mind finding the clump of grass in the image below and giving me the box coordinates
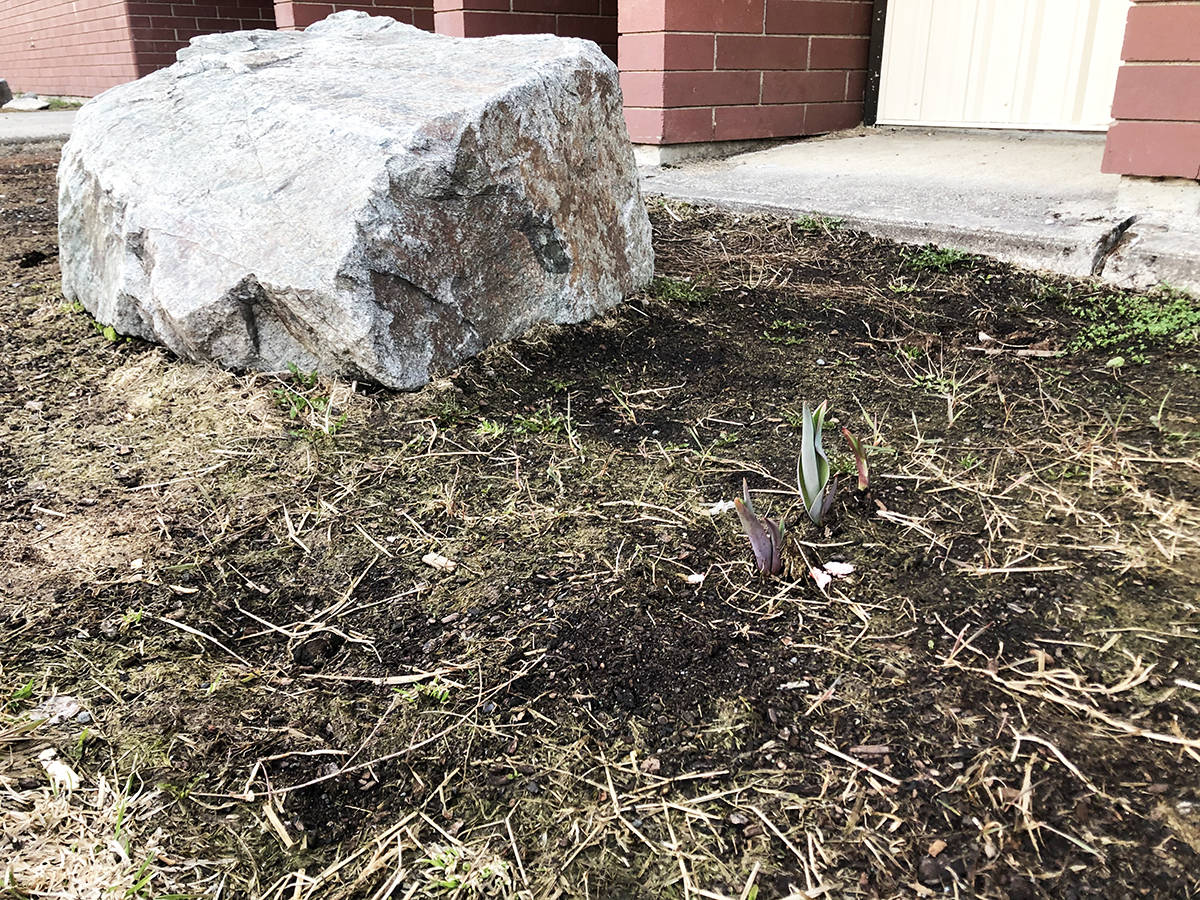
[904,245,977,273]
[1066,286,1200,362]
[648,275,712,305]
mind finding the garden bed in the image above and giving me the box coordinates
[3,149,1200,899]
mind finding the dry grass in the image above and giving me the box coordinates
[1,674,202,899]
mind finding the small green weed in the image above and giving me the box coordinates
[156,774,207,803]
[904,245,976,273]
[474,418,506,439]
[910,371,957,395]
[713,429,739,448]
[419,846,464,892]
[273,363,347,437]
[5,678,34,713]
[398,677,453,705]
[415,844,510,896]
[512,406,565,435]
[649,276,712,305]
[431,398,472,427]
[68,727,95,761]
[794,214,844,234]
[782,408,806,430]
[1066,286,1200,362]
[763,318,807,345]
[93,321,122,343]
[120,855,154,899]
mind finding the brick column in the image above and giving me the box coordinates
[434,1,617,60]
[275,1,434,30]
[1102,0,1200,180]
[618,0,871,146]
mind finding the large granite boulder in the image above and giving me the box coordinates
[58,12,653,389]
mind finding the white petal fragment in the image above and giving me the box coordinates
[422,552,456,572]
[822,561,856,578]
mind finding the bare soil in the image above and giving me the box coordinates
[3,150,1200,900]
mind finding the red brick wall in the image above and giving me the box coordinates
[130,0,276,73]
[619,0,870,144]
[1102,0,1200,179]
[434,1,618,61]
[0,0,140,96]
[274,1,434,30]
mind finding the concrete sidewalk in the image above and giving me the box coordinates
[2,112,1194,291]
[0,109,77,145]
[643,129,1200,293]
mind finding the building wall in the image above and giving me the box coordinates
[618,0,871,144]
[131,0,276,73]
[433,1,618,61]
[5,0,1194,174]
[0,0,140,97]
[274,0,434,30]
[1103,0,1200,179]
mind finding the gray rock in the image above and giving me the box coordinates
[0,80,12,106]
[58,12,653,389]
[3,94,50,111]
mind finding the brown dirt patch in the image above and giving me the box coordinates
[3,151,1200,899]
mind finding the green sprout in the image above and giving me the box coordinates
[798,401,837,526]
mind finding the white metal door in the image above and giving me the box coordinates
[877,0,1130,131]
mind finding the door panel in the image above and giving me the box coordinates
[877,0,1129,131]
